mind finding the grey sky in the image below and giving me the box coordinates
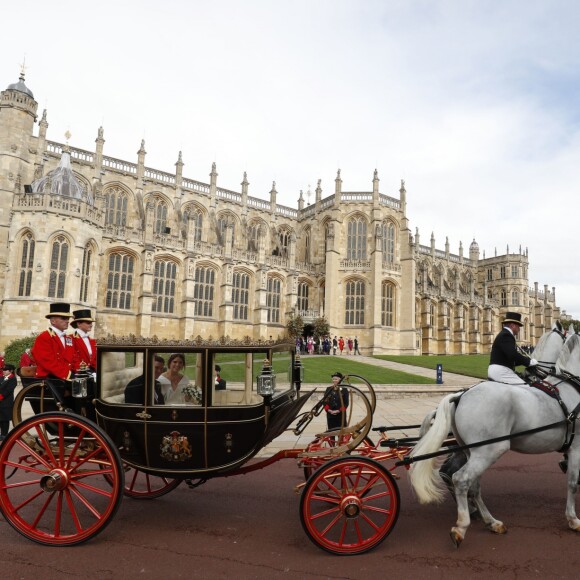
[3,0,579,317]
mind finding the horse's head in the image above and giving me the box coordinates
[556,334,580,376]
[532,324,567,369]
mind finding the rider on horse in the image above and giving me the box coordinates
[488,312,537,384]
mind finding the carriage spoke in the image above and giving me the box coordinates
[301,457,400,555]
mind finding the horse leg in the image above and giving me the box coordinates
[469,479,507,534]
[565,451,580,531]
[450,447,507,546]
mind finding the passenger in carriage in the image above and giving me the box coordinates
[488,311,538,385]
[30,302,76,409]
[124,355,165,405]
[158,353,189,404]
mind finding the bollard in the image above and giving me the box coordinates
[436,363,443,384]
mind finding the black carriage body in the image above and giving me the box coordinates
[94,339,308,478]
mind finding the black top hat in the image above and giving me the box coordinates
[331,372,344,379]
[71,309,95,326]
[502,311,523,326]
[45,302,73,319]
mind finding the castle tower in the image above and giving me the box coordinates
[0,70,39,316]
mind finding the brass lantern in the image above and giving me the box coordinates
[257,358,276,397]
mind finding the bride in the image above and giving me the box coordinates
[158,353,189,404]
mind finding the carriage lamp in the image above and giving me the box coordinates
[257,358,276,397]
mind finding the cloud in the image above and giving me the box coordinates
[2,0,579,317]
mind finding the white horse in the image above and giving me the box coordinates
[410,325,577,546]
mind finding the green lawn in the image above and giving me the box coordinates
[297,356,434,384]
[374,354,492,379]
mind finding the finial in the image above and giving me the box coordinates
[19,57,27,81]
[373,168,378,179]
[64,130,71,144]
[177,150,183,163]
[306,186,312,206]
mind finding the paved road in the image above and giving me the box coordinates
[1,452,577,579]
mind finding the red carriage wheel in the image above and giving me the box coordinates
[0,412,124,546]
[121,466,181,499]
[300,456,400,555]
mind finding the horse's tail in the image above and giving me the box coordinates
[409,392,457,504]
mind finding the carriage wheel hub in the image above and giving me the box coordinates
[40,469,69,492]
[341,495,361,518]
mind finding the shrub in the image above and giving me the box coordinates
[4,335,37,368]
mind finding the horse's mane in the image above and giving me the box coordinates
[556,334,580,375]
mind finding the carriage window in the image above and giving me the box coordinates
[156,352,203,406]
[100,351,144,404]
[211,351,291,406]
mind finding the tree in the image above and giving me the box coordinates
[312,316,330,341]
[285,312,304,339]
[4,334,37,368]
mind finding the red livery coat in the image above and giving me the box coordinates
[31,329,75,380]
[72,331,97,371]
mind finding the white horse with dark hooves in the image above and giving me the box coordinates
[410,326,579,547]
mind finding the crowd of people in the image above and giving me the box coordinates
[295,335,361,356]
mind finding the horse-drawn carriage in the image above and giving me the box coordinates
[2,326,580,552]
[0,336,409,553]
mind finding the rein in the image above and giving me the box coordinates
[396,419,568,466]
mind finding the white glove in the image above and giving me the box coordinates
[92,372,97,381]
[529,358,538,367]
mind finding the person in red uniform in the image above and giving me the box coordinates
[31,303,75,410]
[19,348,34,368]
[70,309,97,372]
[32,303,75,380]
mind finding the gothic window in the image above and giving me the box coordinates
[511,265,518,278]
[500,265,506,279]
[104,187,127,227]
[153,198,168,235]
[279,230,290,257]
[79,244,93,303]
[48,235,69,299]
[304,228,311,263]
[233,271,250,320]
[381,282,395,326]
[511,289,520,306]
[248,223,260,252]
[152,260,177,314]
[217,215,236,245]
[347,217,367,260]
[184,208,203,242]
[382,222,395,262]
[267,277,281,323]
[106,252,134,309]
[193,266,215,317]
[487,268,493,282]
[500,289,507,306]
[345,279,365,325]
[487,288,493,300]
[298,282,309,312]
[18,232,35,297]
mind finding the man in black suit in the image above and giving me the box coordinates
[0,364,17,439]
[488,312,537,384]
[125,355,165,404]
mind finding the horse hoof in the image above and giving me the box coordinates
[567,519,580,532]
[450,528,463,548]
[489,522,507,534]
